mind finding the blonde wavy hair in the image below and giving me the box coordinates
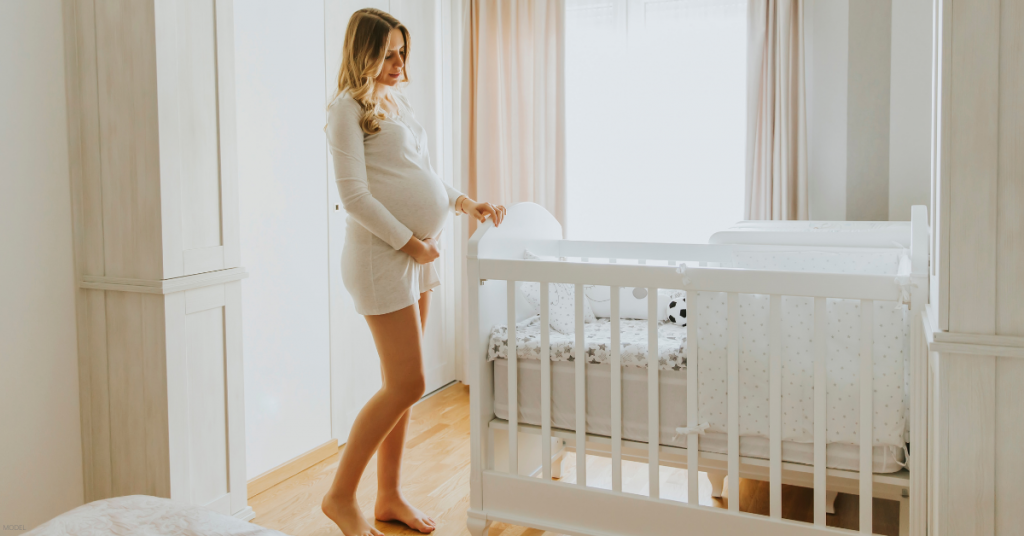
[331,8,410,135]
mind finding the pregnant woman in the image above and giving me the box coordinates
[320,8,504,536]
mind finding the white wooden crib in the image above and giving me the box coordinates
[466,202,929,536]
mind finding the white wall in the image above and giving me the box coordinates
[887,0,932,221]
[234,0,334,478]
[806,0,849,221]
[805,0,931,222]
[846,0,892,221]
[0,0,85,528]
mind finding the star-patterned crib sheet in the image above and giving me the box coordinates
[487,315,687,372]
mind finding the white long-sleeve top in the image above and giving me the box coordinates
[327,90,464,315]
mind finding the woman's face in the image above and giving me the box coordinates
[374,27,406,87]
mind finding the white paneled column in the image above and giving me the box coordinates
[927,0,1024,535]
[62,0,251,519]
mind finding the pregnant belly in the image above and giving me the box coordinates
[373,170,450,240]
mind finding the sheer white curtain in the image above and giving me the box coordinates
[565,0,747,244]
[461,0,567,236]
[745,0,808,220]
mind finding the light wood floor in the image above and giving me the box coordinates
[250,383,899,535]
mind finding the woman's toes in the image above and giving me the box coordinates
[375,494,435,533]
[322,494,378,536]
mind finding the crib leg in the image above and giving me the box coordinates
[707,470,726,498]
[467,510,491,536]
[898,493,910,536]
[551,439,566,479]
[826,490,839,515]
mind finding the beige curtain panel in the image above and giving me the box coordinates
[745,0,809,220]
[461,0,567,236]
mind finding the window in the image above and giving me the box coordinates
[565,0,747,244]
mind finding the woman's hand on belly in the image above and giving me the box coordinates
[400,235,440,264]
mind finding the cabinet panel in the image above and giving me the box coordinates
[176,0,224,254]
[101,291,171,498]
[70,0,238,279]
[946,0,999,334]
[105,291,148,495]
[995,357,1024,534]
[996,0,1024,337]
[944,354,996,535]
[185,306,230,508]
[156,0,233,276]
[94,0,164,279]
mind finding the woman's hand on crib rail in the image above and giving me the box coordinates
[401,236,441,264]
[458,196,506,227]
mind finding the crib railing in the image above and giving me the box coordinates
[467,203,928,536]
[495,261,902,531]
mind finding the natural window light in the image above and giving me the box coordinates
[565,0,747,244]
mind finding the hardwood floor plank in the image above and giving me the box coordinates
[251,383,898,535]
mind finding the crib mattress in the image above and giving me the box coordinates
[493,358,907,474]
[488,292,911,448]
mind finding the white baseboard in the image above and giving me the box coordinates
[233,506,256,522]
[247,438,340,498]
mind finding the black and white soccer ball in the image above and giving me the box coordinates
[667,293,687,327]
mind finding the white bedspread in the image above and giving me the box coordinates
[26,495,287,536]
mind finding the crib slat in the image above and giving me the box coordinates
[686,290,699,504]
[769,294,782,518]
[859,299,874,533]
[541,283,552,480]
[727,292,739,511]
[647,286,659,499]
[507,282,518,476]
[611,286,622,492]
[575,283,587,486]
[813,297,827,525]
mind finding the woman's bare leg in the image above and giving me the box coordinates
[374,290,436,532]
[322,301,428,536]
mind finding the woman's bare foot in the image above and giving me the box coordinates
[322,494,384,536]
[374,491,436,533]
